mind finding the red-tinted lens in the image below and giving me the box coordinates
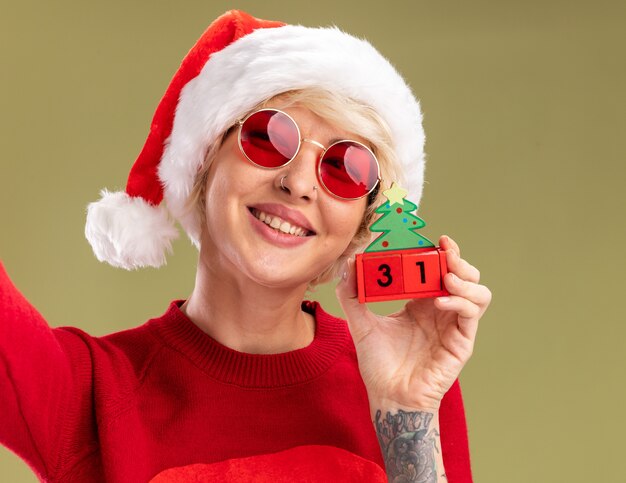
[239,110,300,168]
[319,141,379,199]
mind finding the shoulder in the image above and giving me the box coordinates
[304,299,356,354]
[304,300,347,326]
[54,302,178,379]
[305,300,351,334]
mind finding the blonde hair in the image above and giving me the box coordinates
[185,87,400,289]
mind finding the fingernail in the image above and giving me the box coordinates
[342,270,348,281]
[449,273,458,282]
[438,297,450,303]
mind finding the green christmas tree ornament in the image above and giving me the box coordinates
[365,183,435,253]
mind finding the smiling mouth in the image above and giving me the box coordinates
[248,208,314,237]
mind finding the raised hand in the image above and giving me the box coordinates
[336,235,492,412]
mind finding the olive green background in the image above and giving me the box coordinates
[1,1,624,481]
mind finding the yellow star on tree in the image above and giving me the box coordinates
[382,182,408,205]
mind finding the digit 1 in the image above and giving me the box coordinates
[415,261,426,284]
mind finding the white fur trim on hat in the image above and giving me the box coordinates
[85,190,178,269]
[159,24,425,247]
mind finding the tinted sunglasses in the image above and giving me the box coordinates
[236,108,381,200]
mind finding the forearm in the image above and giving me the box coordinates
[0,263,79,478]
[371,404,446,482]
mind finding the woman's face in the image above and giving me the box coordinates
[198,100,369,289]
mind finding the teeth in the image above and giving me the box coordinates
[252,209,309,237]
[279,221,291,233]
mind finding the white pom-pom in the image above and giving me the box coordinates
[85,190,179,270]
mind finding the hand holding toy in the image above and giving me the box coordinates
[356,183,449,303]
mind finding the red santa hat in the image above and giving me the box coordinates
[85,9,426,269]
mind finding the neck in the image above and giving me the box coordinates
[181,252,316,355]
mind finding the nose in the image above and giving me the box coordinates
[277,139,323,201]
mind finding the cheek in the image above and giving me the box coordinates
[203,175,227,223]
[324,201,368,243]
[202,168,241,235]
[204,154,247,207]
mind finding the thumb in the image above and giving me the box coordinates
[335,257,375,340]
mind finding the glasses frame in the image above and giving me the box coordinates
[236,108,382,201]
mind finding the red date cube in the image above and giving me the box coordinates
[362,254,404,297]
[402,250,442,293]
[356,247,449,303]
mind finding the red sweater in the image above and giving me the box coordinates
[0,263,472,482]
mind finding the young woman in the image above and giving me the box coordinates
[0,10,491,483]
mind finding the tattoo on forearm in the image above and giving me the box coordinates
[374,409,441,483]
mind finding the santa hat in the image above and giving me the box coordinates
[85,9,426,269]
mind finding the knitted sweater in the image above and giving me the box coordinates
[0,263,472,482]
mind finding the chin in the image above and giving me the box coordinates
[201,223,337,289]
[242,260,312,289]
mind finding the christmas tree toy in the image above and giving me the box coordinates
[356,183,450,303]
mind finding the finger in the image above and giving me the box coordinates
[446,250,481,284]
[440,235,461,258]
[439,315,475,361]
[443,272,492,308]
[335,257,376,340]
[434,296,481,340]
